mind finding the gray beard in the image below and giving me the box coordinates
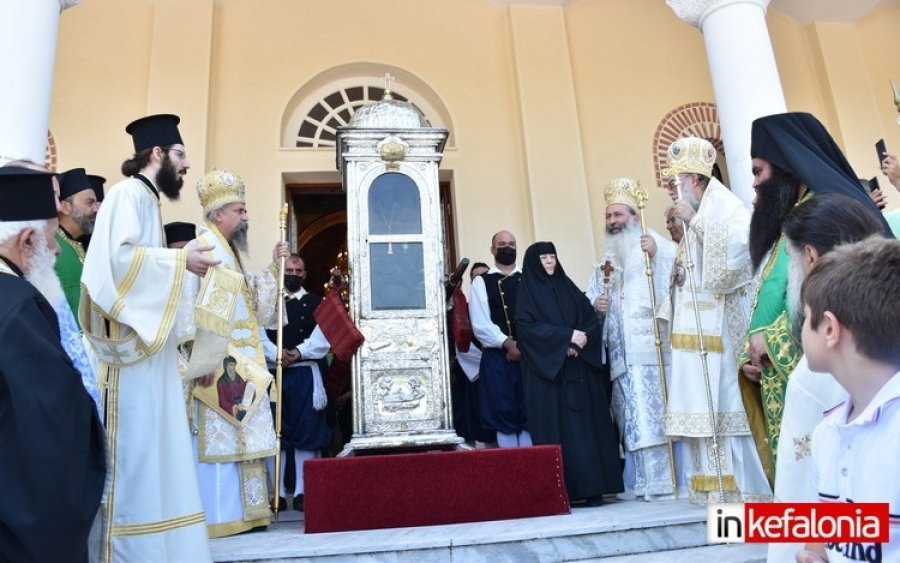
[71,208,94,235]
[786,249,806,343]
[25,237,65,306]
[605,221,642,270]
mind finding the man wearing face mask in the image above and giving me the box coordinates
[263,254,331,512]
[469,230,531,448]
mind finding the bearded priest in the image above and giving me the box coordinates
[0,168,105,562]
[185,169,287,537]
[81,114,216,562]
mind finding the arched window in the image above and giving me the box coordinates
[653,102,727,189]
[295,87,426,148]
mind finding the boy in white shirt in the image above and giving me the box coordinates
[796,238,900,563]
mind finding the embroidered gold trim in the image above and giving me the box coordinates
[110,512,206,537]
[690,474,737,492]
[111,247,146,319]
[207,516,269,539]
[57,229,86,262]
[101,332,122,563]
[671,333,723,353]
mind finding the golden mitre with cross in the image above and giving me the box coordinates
[663,136,716,178]
[197,169,246,215]
[604,177,642,210]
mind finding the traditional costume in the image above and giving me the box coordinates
[661,137,771,503]
[263,284,332,505]
[0,169,106,562]
[470,260,531,447]
[185,169,279,536]
[741,112,892,475]
[515,241,623,502]
[80,114,211,561]
[599,178,679,499]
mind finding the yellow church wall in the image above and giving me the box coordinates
[204,0,533,275]
[856,1,900,196]
[50,0,155,181]
[565,0,716,261]
[48,0,900,281]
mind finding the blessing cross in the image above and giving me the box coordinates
[383,72,395,92]
[601,259,615,286]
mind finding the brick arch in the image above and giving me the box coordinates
[652,102,724,189]
[45,130,57,172]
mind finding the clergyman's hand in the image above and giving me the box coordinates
[272,241,289,263]
[747,332,771,368]
[673,199,696,224]
[198,373,215,387]
[186,245,220,277]
[640,234,658,258]
[740,363,761,383]
[594,295,610,314]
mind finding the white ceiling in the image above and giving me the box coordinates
[769,0,892,24]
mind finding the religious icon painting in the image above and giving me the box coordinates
[193,346,272,429]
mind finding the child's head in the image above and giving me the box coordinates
[800,237,900,373]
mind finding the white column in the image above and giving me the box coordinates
[0,0,79,166]
[667,0,786,206]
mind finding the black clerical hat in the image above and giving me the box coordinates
[164,221,196,245]
[59,168,92,200]
[0,167,58,221]
[87,174,106,202]
[125,114,183,153]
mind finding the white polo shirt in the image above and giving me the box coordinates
[811,372,900,562]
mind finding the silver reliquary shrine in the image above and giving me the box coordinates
[335,77,463,455]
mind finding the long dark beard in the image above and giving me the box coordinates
[231,221,249,255]
[749,171,801,270]
[157,153,184,201]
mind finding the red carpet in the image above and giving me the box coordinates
[303,445,570,533]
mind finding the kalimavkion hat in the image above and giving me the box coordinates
[164,222,196,246]
[87,174,106,202]
[125,114,183,153]
[0,167,58,221]
[59,168,92,200]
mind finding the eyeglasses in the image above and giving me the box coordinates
[166,147,186,159]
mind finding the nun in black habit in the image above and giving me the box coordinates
[515,242,623,505]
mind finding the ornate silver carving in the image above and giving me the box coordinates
[337,87,458,455]
[666,0,770,28]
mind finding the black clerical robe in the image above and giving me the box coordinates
[515,244,623,500]
[0,260,106,562]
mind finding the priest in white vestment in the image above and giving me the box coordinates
[589,178,679,500]
[80,114,214,562]
[184,169,284,537]
[660,137,772,504]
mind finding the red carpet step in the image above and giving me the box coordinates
[303,445,570,533]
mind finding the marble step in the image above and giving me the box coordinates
[211,498,728,562]
[591,543,767,562]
